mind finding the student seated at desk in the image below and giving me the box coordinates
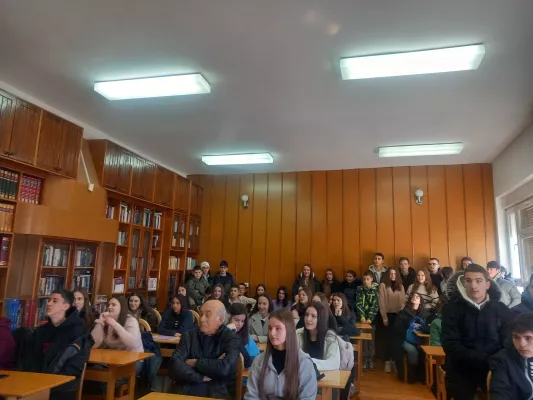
[313,292,339,334]
[178,284,198,313]
[128,291,158,332]
[228,284,257,308]
[291,287,312,328]
[331,292,360,337]
[73,288,96,331]
[158,294,194,337]
[296,301,340,370]
[211,283,230,309]
[227,303,260,368]
[245,309,318,400]
[249,293,273,343]
[273,286,293,311]
[168,299,241,398]
[17,289,93,400]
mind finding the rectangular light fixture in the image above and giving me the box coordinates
[202,153,274,166]
[378,143,464,158]
[340,44,485,80]
[94,73,210,100]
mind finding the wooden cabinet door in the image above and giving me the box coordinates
[131,156,145,198]
[190,184,199,215]
[10,98,41,164]
[0,90,15,156]
[58,121,82,177]
[163,168,175,207]
[36,111,62,171]
[142,161,155,201]
[102,142,119,189]
[180,177,190,212]
[117,149,132,194]
[197,186,203,217]
[155,166,175,207]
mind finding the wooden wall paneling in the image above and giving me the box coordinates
[296,172,312,275]
[280,172,297,295]
[36,111,62,171]
[342,170,360,275]
[58,122,82,178]
[427,166,450,266]
[463,164,488,266]
[376,168,395,267]
[265,173,282,292]
[445,165,467,269]
[326,171,343,279]
[222,175,240,277]
[410,166,430,269]
[10,98,41,164]
[0,90,16,155]
[482,164,497,262]
[190,184,199,216]
[236,174,254,286]
[196,175,213,262]
[392,167,412,265]
[250,174,268,290]
[359,169,377,274]
[311,171,327,280]
[208,176,226,266]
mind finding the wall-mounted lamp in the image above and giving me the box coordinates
[241,194,249,209]
[414,189,424,205]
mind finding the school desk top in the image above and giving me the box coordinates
[0,370,75,398]
[89,349,154,365]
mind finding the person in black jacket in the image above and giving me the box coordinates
[212,260,236,297]
[331,292,360,337]
[169,299,241,398]
[158,294,194,337]
[428,258,443,295]
[490,313,533,400]
[341,269,362,311]
[442,265,513,400]
[399,257,416,292]
[512,273,533,315]
[321,269,342,300]
[17,289,93,400]
[291,264,322,299]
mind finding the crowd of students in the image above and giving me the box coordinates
[2,254,533,400]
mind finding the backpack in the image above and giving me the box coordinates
[335,335,355,371]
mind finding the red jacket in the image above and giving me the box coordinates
[0,317,15,369]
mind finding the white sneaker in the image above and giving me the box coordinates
[384,360,391,373]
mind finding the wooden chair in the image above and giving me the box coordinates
[236,353,244,400]
[153,309,162,324]
[437,366,447,400]
[76,363,87,400]
[139,318,151,332]
[191,310,200,326]
[486,371,492,400]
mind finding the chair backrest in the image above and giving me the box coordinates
[139,318,151,332]
[486,371,492,400]
[76,363,87,400]
[153,309,162,324]
[191,310,200,326]
[236,353,244,400]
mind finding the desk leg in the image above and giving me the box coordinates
[128,370,136,400]
[425,355,433,389]
[106,366,117,400]
[321,387,333,400]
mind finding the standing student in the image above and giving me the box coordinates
[273,286,293,311]
[428,258,443,295]
[341,269,362,311]
[228,284,257,308]
[187,266,209,305]
[322,269,342,299]
[296,301,340,370]
[398,257,416,292]
[378,268,406,373]
[213,260,236,296]
[331,292,360,336]
[291,264,322,298]
[368,253,388,285]
[73,288,95,330]
[200,261,212,286]
[442,265,513,400]
[487,261,521,308]
[249,294,273,343]
[356,271,379,371]
[245,309,318,400]
[227,303,260,368]
[158,295,194,337]
[405,269,439,310]
[128,291,158,332]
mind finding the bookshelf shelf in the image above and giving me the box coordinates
[74,266,95,269]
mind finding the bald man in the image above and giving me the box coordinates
[169,300,241,398]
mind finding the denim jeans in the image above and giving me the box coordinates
[402,342,419,366]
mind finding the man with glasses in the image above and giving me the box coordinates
[428,258,443,295]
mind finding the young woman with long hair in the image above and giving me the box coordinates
[127,291,158,331]
[292,287,312,318]
[321,269,342,299]
[255,284,267,298]
[273,286,293,311]
[249,293,273,343]
[296,301,340,370]
[378,268,406,373]
[291,264,322,299]
[245,309,317,400]
[73,288,95,330]
[227,303,260,368]
[331,292,360,336]
[177,284,198,311]
[158,294,194,337]
[405,269,439,310]
[211,283,230,308]
[313,292,339,333]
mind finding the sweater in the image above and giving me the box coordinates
[296,328,340,371]
[368,265,388,285]
[158,309,194,336]
[249,313,269,343]
[405,284,439,309]
[378,283,406,323]
[91,314,144,352]
[430,318,442,346]
[356,283,379,323]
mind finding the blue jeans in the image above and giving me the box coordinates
[402,342,419,366]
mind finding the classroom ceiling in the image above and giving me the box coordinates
[1,0,532,175]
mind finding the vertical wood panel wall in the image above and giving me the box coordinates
[191,164,496,295]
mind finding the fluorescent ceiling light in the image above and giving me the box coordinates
[340,44,485,80]
[378,143,464,158]
[202,153,274,166]
[94,73,210,100]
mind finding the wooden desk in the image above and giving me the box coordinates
[355,322,372,330]
[152,334,180,358]
[350,332,372,392]
[415,330,431,345]
[139,393,223,400]
[258,342,266,352]
[86,349,154,400]
[0,370,75,400]
[421,346,446,389]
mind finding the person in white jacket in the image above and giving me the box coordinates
[296,301,340,371]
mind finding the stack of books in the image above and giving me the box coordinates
[42,245,69,267]
[154,211,162,229]
[114,253,123,269]
[0,204,14,232]
[0,169,18,200]
[20,175,42,204]
[106,203,115,219]
[39,275,64,297]
[118,231,127,245]
[169,256,180,270]
[186,257,196,270]
[71,270,92,291]
[0,236,11,266]
[119,202,131,223]
[75,247,95,267]
[143,208,152,227]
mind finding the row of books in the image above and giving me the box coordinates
[128,276,136,289]
[75,247,95,267]
[169,256,180,270]
[20,175,42,204]
[0,203,14,232]
[0,236,11,266]
[119,202,131,223]
[42,245,69,267]
[38,275,64,297]
[71,272,92,292]
[94,294,108,314]
[106,203,115,219]
[118,231,127,245]
[186,257,196,270]
[0,168,18,200]
[114,253,124,269]
[172,237,186,248]
[154,211,162,229]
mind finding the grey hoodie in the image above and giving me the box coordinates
[368,264,388,285]
[493,272,521,308]
[244,348,317,400]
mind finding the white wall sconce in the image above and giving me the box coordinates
[241,194,249,209]
[415,189,424,205]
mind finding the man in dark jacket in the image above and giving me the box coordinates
[18,288,93,400]
[442,265,513,400]
[398,257,416,292]
[512,273,533,315]
[212,260,235,296]
[428,258,443,295]
[489,314,533,400]
[169,299,241,398]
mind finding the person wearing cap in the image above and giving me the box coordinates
[200,261,212,286]
[487,261,521,308]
